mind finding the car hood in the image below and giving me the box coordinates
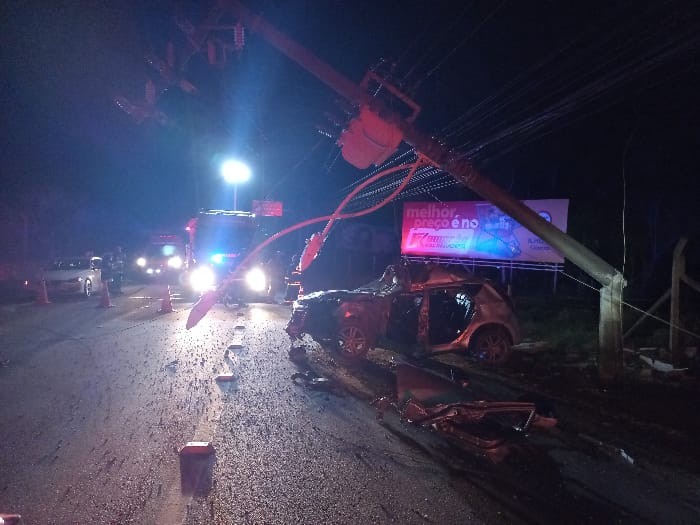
[43,269,92,281]
[297,289,376,304]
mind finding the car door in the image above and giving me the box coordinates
[427,286,474,347]
[386,292,423,344]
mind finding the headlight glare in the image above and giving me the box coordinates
[245,267,268,292]
[191,266,216,292]
[136,257,147,267]
[168,256,183,269]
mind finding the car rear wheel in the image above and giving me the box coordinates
[336,322,370,359]
[84,279,93,297]
[470,326,511,365]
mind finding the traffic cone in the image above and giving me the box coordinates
[158,285,174,313]
[0,513,22,525]
[178,441,215,456]
[34,279,50,305]
[98,281,114,308]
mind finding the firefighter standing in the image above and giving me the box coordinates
[101,253,113,290]
[111,246,125,294]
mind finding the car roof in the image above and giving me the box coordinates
[406,263,485,291]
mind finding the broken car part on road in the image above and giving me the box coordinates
[375,364,542,450]
[291,370,343,395]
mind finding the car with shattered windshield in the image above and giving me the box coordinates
[285,262,520,364]
[42,256,103,297]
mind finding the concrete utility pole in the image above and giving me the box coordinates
[220,1,626,382]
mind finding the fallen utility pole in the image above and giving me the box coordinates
[223,1,626,383]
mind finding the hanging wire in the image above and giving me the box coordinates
[392,6,452,77]
[323,145,343,174]
[446,31,698,168]
[339,148,417,193]
[419,0,507,85]
[441,2,698,161]
[444,51,696,170]
[400,3,474,86]
[332,2,698,215]
[439,0,657,139]
[346,165,443,207]
[263,138,325,199]
[562,271,700,341]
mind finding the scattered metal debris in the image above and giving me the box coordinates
[620,449,635,464]
[291,370,342,395]
[375,364,539,450]
[162,360,179,372]
[638,355,688,374]
[517,394,559,429]
[512,341,552,354]
[579,434,635,465]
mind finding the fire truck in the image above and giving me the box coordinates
[183,210,272,300]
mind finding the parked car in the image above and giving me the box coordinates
[42,256,102,297]
[285,262,520,364]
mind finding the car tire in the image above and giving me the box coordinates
[470,326,512,365]
[335,322,371,359]
[84,279,93,297]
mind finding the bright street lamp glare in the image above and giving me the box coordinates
[220,159,252,184]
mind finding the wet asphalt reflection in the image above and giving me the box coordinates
[0,284,697,524]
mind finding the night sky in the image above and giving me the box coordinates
[1,0,699,288]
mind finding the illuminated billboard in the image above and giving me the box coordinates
[252,200,283,217]
[401,199,569,264]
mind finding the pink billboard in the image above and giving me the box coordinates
[401,199,569,264]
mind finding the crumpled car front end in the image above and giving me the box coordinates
[285,302,308,340]
[284,289,374,342]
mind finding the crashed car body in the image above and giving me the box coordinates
[41,257,102,297]
[285,263,520,363]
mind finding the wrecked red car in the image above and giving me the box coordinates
[285,263,520,363]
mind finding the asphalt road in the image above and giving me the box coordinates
[0,284,490,524]
[1,283,699,524]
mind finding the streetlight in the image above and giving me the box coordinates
[220,159,252,211]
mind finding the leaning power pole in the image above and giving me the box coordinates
[217,1,626,383]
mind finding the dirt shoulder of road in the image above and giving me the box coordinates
[474,349,700,470]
